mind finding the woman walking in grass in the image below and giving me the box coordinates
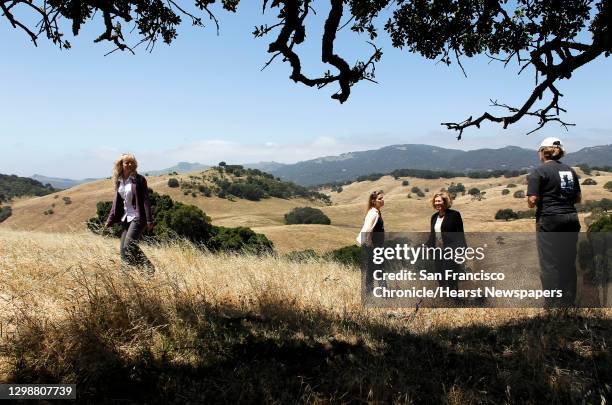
[105,153,155,272]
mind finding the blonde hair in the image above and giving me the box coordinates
[365,190,384,213]
[539,146,565,160]
[112,153,138,184]
[430,191,452,210]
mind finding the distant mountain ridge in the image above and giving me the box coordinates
[264,144,612,186]
[25,144,612,189]
[30,174,100,190]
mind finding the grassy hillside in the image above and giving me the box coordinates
[2,167,611,252]
[0,229,610,402]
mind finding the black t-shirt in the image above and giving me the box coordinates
[527,160,581,218]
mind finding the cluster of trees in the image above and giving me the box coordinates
[577,164,612,176]
[211,166,331,203]
[582,178,598,185]
[87,189,273,254]
[0,174,56,202]
[174,166,331,203]
[355,168,529,184]
[604,181,612,192]
[284,207,331,225]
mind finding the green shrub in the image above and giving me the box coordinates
[323,245,362,268]
[468,187,480,196]
[494,208,534,220]
[0,206,12,223]
[284,207,331,225]
[402,180,410,186]
[198,185,212,197]
[495,209,518,221]
[588,214,612,232]
[227,183,265,201]
[167,205,213,242]
[513,190,526,198]
[506,183,517,188]
[604,181,612,192]
[582,178,597,185]
[411,186,421,194]
[167,178,179,188]
[208,226,273,254]
[501,189,510,195]
[62,196,72,205]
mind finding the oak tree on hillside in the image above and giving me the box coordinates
[3,0,609,136]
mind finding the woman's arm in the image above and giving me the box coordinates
[141,176,154,230]
[105,185,119,227]
[357,209,379,246]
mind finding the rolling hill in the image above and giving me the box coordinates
[3,166,611,253]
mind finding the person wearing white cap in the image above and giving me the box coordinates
[527,137,582,307]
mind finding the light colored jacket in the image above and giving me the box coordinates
[356,207,380,246]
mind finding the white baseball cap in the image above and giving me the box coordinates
[539,137,564,150]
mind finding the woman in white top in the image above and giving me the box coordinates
[357,190,385,247]
[105,153,155,272]
[357,190,385,295]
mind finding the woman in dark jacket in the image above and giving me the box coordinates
[427,191,466,291]
[105,153,155,272]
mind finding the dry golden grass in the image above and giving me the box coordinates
[2,168,611,253]
[1,228,611,402]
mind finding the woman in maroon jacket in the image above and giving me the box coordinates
[105,153,154,272]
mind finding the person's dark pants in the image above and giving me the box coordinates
[434,258,459,291]
[120,219,154,273]
[536,213,580,307]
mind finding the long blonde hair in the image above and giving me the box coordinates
[112,153,138,184]
[365,190,383,213]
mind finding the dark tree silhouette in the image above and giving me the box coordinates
[2,0,609,136]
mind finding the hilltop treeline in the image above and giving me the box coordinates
[0,174,56,202]
[87,189,273,254]
[315,168,530,188]
[180,165,331,204]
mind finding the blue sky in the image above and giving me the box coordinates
[1,2,610,178]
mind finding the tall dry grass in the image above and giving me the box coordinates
[1,229,611,403]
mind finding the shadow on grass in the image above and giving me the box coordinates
[2,294,611,404]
